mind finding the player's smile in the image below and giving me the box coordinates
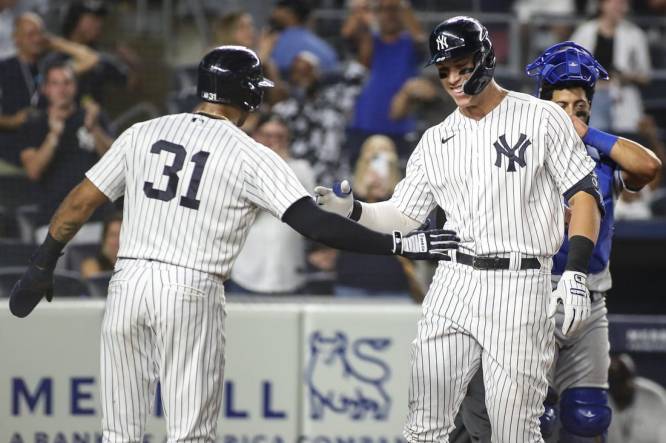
[436,56,476,106]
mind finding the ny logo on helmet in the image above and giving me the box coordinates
[493,133,531,172]
[436,34,448,51]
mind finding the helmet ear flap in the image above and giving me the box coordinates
[462,44,496,96]
[483,40,496,69]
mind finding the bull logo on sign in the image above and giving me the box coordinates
[305,331,391,420]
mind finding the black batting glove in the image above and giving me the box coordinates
[393,229,459,260]
[9,263,55,318]
[9,233,64,318]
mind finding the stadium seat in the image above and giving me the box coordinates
[0,267,89,298]
[0,204,24,240]
[0,239,35,267]
[0,176,39,210]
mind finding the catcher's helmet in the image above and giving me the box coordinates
[426,16,496,96]
[197,45,274,112]
[525,41,609,98]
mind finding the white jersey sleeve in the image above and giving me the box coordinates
[543,103,596,195]
[242,141,311,219]
[85,127,132,201]
[389,136,437,224]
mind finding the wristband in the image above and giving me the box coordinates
[582,127,618,157]
[350,200,363,221]
[565,235,595,273]
[33,233,65,270]
[391,231,403,254]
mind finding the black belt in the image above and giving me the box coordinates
[456,252,541,270]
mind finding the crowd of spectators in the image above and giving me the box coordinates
[0,0,665,300]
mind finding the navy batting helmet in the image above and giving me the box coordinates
[525,41,609,99]
[197,45,274,112]
[426,16,496,96]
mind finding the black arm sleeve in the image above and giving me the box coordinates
[282,196,394,255]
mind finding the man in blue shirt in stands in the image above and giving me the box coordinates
[342,0,426,162]
[269,0,339,75]
[342,0,426,161]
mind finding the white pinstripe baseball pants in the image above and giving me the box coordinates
[404,260,556,443]
[101,259,226,443]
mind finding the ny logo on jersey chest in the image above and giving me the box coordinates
[493,133,531,172]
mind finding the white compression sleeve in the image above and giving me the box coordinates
[358,200,423,234]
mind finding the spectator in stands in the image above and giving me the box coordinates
[0,12,99,165]
[350,135,402,201]
[18,61,112,227]
[334,135,422,299]
[213,10,287,106]
[228,114,315,294]
[343,0,426,161]
[60,0,140,104]
[389,73,450,130]
[571,0,651,134]
[62,1,107,47]
[607,353,666,442]
[273,51,352,185]
[268,0,339,75]
[214,10,255,48]
[80,210,121,278]
[0,0,19,59]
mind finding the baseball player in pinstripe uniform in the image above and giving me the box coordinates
[8,46,459,442]
[315,17,605,442]
[458,42,662,443]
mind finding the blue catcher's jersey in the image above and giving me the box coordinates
[552,144,623,291]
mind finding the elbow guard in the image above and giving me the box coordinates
[563,172,605,217]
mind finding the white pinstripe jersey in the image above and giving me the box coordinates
[391,91,596,257]
[86,113,310,277]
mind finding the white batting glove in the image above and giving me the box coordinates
[314,179,354,218]
[393,229,459,260]
[549,270,591,336]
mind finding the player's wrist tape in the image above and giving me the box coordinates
[583,128,618,156]
[32,233,65,270]
[565,235,595,273]
[350,200,362,221]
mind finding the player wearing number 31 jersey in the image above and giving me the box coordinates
[8,46,459,442]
